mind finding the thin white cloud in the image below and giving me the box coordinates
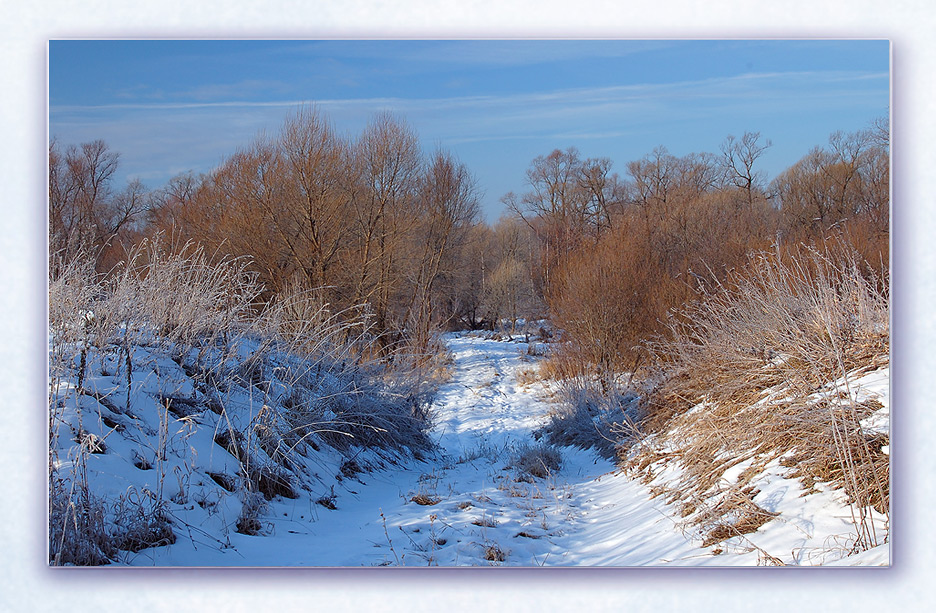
[51,69,887,117]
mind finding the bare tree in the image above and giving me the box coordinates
[773,127,884,235]
[49,139,145,271]
[276,106,351,300]
[146,172,203,238]
[198,139,293,295]
[720,131,771,208]
[577,156,624,235]
[347,113,422,349]
[475,217,542,333]
[482,257,526,335]
[626,146,678,212]
[404,149,480,352]
[508,147,618,293]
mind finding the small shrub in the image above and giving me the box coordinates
[484,543,507,562]
[74,429,107,454]
[340,458,363,479]
[541,378,639,456]
[214,428,247,461]
[515,367,541,386]
[111,492,176,553]
[316,487,338,510]
[510,442,562,479]
[246,464,298,501]
[132,451,152,471]
[208,471,237,492]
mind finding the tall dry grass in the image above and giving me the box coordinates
[626,242,889,552]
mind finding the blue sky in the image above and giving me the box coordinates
[49,39,890,220]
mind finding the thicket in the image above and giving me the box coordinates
[50,112,889,368]
[506,122,890,554]
[52,107,485,361]
[512,124,888,381]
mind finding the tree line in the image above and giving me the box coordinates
[49,105,888,370]
[503,121,888,378]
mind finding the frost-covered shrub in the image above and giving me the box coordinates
[111,489,176,553]
[509,442,562,479]
[236,491,268,535]
[541,377,640,457]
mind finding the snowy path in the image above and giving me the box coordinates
[229,332,711,567]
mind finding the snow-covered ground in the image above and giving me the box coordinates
[49,332,889,566]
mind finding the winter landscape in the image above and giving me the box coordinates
[47,40,890,568]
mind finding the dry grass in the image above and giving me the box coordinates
[483,543,507,563]
[624,243,889,551]
[48,467,116,566]
[515,366,542,386]
[411,494,441,506]
[111,491,176,552]
[697,487,780,547]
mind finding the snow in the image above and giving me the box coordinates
[854,365,890,437]
[49,332,889,566]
